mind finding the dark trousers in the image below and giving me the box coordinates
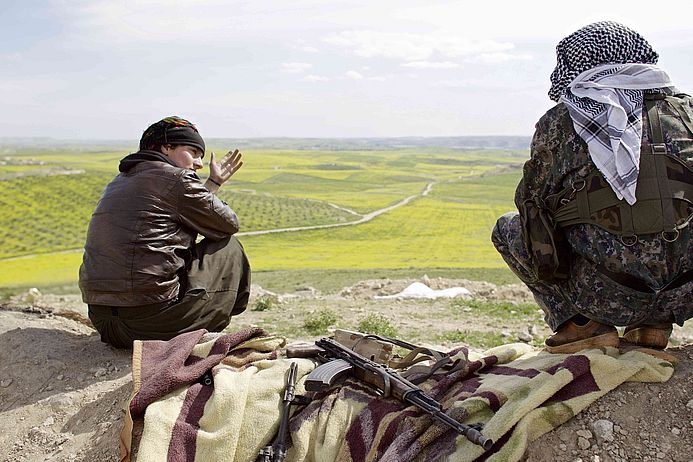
[88,236,251,348]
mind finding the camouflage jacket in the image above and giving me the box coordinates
[516,89,693,289]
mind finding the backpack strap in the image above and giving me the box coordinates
[549,94,693,241]
[644,96,678,236]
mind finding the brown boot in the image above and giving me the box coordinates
[622,323,672,349]
[545,319,619,354]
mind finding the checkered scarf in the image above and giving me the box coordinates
[549,22,669,205]
[563,64,672,204]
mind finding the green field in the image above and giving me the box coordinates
[0,145,526,292]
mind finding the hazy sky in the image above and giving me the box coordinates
[2,0,693,139]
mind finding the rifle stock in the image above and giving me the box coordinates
[305,338,493,450]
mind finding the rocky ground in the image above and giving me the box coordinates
[0,279,691,462]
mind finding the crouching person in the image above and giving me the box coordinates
[79,116,251,348]
[492,22,693,354]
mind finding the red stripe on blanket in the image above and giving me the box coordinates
[166,335,231,461]
[347,399,402,460]
[484,365,541,378]
[473,390,502,412]
[131,327,266,416]
[167,380,215,462]
[546,355,601,401]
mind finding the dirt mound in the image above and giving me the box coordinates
[0,295,690,461]
[0,308,131,462]
[339,276,535,303]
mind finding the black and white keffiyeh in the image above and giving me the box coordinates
[549,21,670,205]
[549,21,659,102]
[563,64,672,205]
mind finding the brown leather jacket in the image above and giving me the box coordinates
[79,151,239,306]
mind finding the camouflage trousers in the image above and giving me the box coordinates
[491,212,692,331]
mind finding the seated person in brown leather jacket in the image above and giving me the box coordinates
[79,116,251,348]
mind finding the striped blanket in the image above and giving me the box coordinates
[120,330,675,462]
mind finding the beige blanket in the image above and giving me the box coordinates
[121,331,674,462]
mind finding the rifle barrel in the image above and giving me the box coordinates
[405,392,493,450]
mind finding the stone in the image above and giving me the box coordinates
[577,429,593,439]
[591,419,615,443]
[517,332,533,343]
[93,368,107,378]
[578,437,591,449]
[671,427,681,435]
[49,395,74,413]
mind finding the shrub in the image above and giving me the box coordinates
[252,296,274,312]
[357,313,398,338]
[303,309,337,335]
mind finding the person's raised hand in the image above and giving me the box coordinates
[208,149,243,187]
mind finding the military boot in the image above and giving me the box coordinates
[545,319,619,354]
[623,323,673,349]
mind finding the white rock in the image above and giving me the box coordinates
[23,287,42,303]
[578,437,591,449]
[517,332,533,343]
[576,429,593,439]
[591,419,614,443]
[375,282,471,300]
[671,427,680,435]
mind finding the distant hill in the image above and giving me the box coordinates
[0,136,531,152]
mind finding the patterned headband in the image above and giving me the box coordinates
[139,116,205,155]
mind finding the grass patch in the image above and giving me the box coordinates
[252,295,275,312]
[451,299,541,320]
[436,330,507,349]
[357,313,398,337]
[303,309,338,335]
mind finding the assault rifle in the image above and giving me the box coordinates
[258,362,310,462]
[305,337,493,450]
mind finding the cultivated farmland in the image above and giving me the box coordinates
[0,144,527,291]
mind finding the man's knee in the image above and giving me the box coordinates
[197,235,242,256]
[491,212,519,250]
